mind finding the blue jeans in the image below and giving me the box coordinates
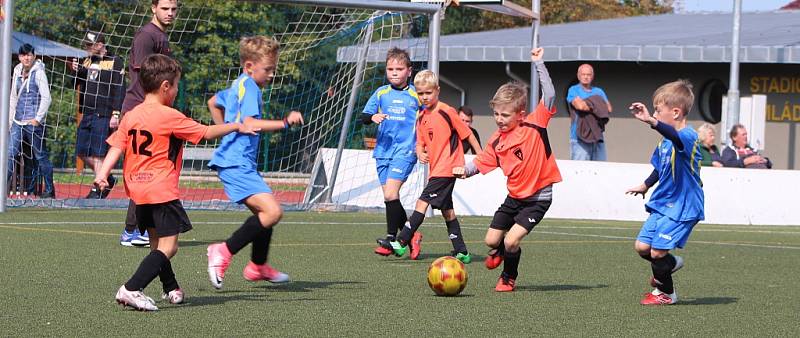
[570,138,607,161]
[7,123,55,194]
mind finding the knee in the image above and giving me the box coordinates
[484,235,501,248]
[504,236,521,252]
[650,249,668,260]
[258,207,283,228]
[157,247,177,259]
[634,242,650,256]
[441,210,456,221]
[384,192,400,201]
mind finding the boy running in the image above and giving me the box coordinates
[94,54,254,311]
[205,36,302,289]
[385,70,481,263]
[453,48,561,292]
[626,79,704,305]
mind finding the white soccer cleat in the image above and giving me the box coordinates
[115,286,158,311]
[207,243,233,290]
[161,288,184,304]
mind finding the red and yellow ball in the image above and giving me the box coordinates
[427,256,468,296]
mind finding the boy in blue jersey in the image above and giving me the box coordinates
[626,79,704,305]
[205,36,303,290]
[360,47,423,256]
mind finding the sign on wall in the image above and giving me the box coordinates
[750,76,800,122]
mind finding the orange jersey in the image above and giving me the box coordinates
[474,102,562,198]
[417,102,473,177]
[107,103,208,204]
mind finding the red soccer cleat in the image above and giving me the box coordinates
[485,249,503,270]
[640,290,676,305]
[495,274,516,292]
[409,232,423,260]
[374,246,393,256]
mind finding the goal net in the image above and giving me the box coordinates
[5,0,435,211]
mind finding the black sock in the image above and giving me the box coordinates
[445,217,467,254]
[398,211,425,244]
[503,248,522,279]
[225,216,263,255]
[385,199,407,238]
[639,253,654,262]
[125,250,169,291]
[490,242,506,257]
[651,254,677,294]
[158,259,179,293]
[251,226,273,265]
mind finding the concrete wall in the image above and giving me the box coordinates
[437,61,800,169]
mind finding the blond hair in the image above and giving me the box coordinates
[696,122,715,143]
[652,79,694,116]
[239,36,280,65]
[413,70,438,89]
[386,47,411,67]
[490,82,528,113]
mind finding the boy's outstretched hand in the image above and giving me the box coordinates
[286,111,304,126]
[452,166,466,179]
[629,102,656,126]
[531,47,544,62]
[625,183,649,199]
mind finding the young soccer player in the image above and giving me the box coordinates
[453,48,561,292]
[94,54,255,311]
[361,47,422,256]
[205,36,302,290]
[626,79,704,305]
[384,70,481,263]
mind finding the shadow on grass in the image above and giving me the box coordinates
[391,253,487,262]
[679,296,738,305]
[177,240,217,247]
[256,280,367,293]
[175,293,277,308]
[516,284,609,292]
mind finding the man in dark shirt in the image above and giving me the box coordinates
[71,31,125,199]
[118,0,178,247]
[458,106,481,154]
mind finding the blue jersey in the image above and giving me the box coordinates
[208,74,262,169]
[363,84,421,160]
[646,126,705,222]
[566,84,608,141]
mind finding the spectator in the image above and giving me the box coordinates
[458,106,481,154]
[7,43,55,198]
[70,31,125,198]
[721,124,771,169]
[696,123,722,167]
[566,64,612,161]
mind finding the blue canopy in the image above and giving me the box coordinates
[11,31,87,58]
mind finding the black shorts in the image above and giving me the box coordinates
[489,196,552,232]
[75,113,111,157]
[134,199,193,237]
[418,177,456,210]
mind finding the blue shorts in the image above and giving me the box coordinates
[637,212,698,250]
[216,166,272,204]
[375,157,416,185]
[75,113,111,157]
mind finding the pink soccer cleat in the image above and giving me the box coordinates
[161,288,184,304]
[243,261,291,283]
[115,286,158,311]
[207,242,233,289]
[640,290,677,305]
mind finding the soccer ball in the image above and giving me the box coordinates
[427,256,468,296]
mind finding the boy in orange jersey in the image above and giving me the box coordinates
[386,70,482,263]
[454,48,561,291]
[94,54,255,311]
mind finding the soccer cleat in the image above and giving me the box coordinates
[243,261,291,283]
[374,237,394,256]
[101,175,116,199]
[409,232,423,260]
[207,242,233,289]
[130,229,150,247]
[649,255,685,287]
[389,240,408,257]
[161,288,184,304]
[454,252,472,264]
[119,230,136,247]
[115,286,158,311]
[640,289,677,305]
[485,248,503,270]
[495,273,516,292]
[85,188,102,199]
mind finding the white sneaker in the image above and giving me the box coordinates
[161,288,184,304]
[115,286,158,311]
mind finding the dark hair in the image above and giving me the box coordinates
[140,54,181,93]
[730,123,745,139]
[458,106,474,118]
[18,43,35,55]
[386,47,411,68]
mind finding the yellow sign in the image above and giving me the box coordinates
[750,76,800,122]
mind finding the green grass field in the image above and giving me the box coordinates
[1,209,798,336]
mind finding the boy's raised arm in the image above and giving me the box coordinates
[531,48,555,110]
